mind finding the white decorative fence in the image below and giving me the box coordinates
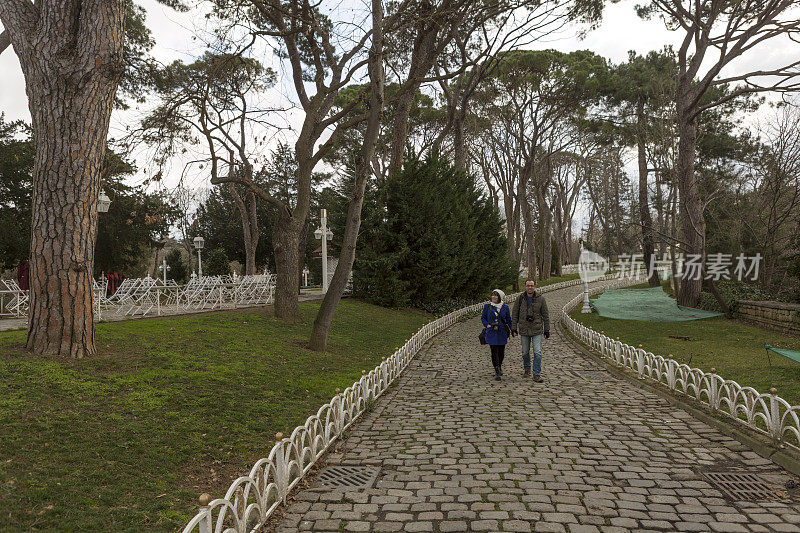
[0,280,28,318]
[1,274,276,320]
[562,283,800,453]
[180,275,622,533]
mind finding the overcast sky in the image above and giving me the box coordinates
[1,0,797,196]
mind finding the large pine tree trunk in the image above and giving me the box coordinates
[553,201,563,277]
[453,112,467,169]
[504,192,520,290]
[637,100,659,287]
[246,192,260,276]
[388,89,416,175]
[229,186,260,275]
[4,0,126,358]
[272,215,301,321]
[298,215,311,289]
[536,190,552,280]
[518,174,537,281]
[676,112,704,307]
[387,21,437,176]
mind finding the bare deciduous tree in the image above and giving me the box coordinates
[640,0,800,306]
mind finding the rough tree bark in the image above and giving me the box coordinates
[675,109,704,307]
[534,159,553,280]
[637,99,660,287]
[536,190,552,280]
[518,163,538,281]
[387,13,438,176]
[228,185,260,275]
[452,111,467,168]
[298,214,311,288]
[0,0,126,358]
[272,212,302,320]
[0,30,10,54]
[553,199,563,277]
[309,0,385,351]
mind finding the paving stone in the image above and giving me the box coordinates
[567,526,600,533]
[343,521,370,532]
[403,522,432,532]
[709,522,749,532]
[267,282,800,532]
[438,521,467,532]
[373,523,403,532]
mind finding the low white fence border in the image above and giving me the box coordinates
[562,284,800,454]
[181,275,621,533]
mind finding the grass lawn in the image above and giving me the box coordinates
[0,300,430,532]
[570,284,800,406]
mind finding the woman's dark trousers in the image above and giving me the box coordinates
[490,344,505,371]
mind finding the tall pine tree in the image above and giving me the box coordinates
[354,152,515,308]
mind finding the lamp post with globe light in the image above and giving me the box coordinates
[97,191,111,214]
[577,239,609,314]
[578,238,592,313]
[159,258,170,284]
[193,236,205,277]
[314,209,333,293]
[95,191,111,305]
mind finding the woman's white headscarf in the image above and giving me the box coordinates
[490,289,505,311]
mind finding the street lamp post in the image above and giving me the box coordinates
[579,239,592,314]
[314,209,333,293]
[159,258,170,285]
[95,191,111,320]
[193,236,205,277]
[98,191,111,214]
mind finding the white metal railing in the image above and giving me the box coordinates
[180,275,619,533]
[0,275,277,321]
[0,280,28,318]
[562,282,800,453]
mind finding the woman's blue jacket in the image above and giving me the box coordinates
[481,303,512,345]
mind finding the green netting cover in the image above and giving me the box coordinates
[590,287,723,321]
[765,345,800,363]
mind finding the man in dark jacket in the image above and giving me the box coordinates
[511,278,549,381]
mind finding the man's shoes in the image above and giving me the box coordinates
[523,370,531,378]
[532,374,542,382]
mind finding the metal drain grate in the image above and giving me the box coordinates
[315,465,380,490]
[702,471,784,501]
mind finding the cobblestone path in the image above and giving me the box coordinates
[274,283,800,532]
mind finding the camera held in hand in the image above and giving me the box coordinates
[526,315,534,322]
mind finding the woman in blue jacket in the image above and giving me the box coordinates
[481,289,515,381]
